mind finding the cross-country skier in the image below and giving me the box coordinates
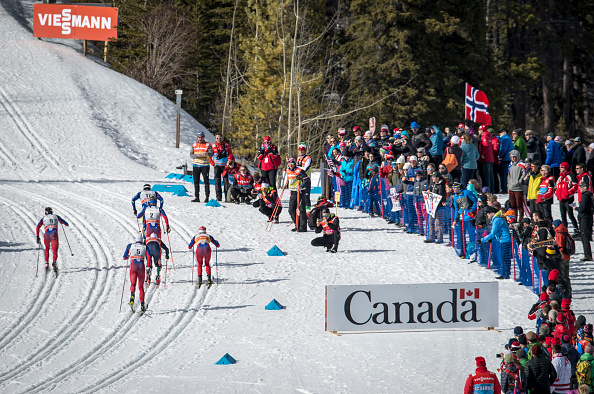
[285,157,309,232]
[145,232,170,286]
[123,234,149,313]
[137,198,170,239]
[188,226,220,287]
[35,207,69,273]
[131,184,163,215]
[311,207,341,253]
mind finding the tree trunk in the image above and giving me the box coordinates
[542,68,554,134]
[563,50,573,134]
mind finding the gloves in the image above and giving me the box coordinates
[133,209,137,216]
[36,236,40,245]
[166,226,171,234]
[165,253,170,260]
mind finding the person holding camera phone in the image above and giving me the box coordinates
[212,133,235,201]
[257,136,281,189]
[311,207,340,253]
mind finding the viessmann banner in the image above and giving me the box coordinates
[33,4,118,41]
[325,282,498,332]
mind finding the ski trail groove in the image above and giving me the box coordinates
[0,199,59,352]
[25,185,199,392]
[0,187,113,387]
[0,85,64,176]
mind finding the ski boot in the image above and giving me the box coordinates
[155,275,160,285]
[325,245,332,252]
[330,244,338,253]
[52,262,58,272]
[192,196,200,203]
[274,217,279,224]
[207,275,213,288]
[45,262,49,270]
[197,276,203,288]
[146,267,152,284]
[140,302,146,314]
[129,293,135,307]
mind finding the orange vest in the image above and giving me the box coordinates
[321,216,339,234]
[234,173,253,187]
[287,167,304,191]
[192,142,212,166]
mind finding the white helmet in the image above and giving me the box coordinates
[135,234,144,243]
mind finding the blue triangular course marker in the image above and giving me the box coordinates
[165,173,177,179]
[205,199,221,207]
[265,299,285,310]
[267,245,284,256]
[182,175,194,183]
[215,353,237,365]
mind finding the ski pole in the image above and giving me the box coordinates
[267,184,286,231]
[119,265,128,313]
[191,245,195,285]
[215,246,219,285]
[36,241,40,277]
[166,229,175,270]
[60,222,73,256]
[164,258,168,287]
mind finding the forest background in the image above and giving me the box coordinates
[100,0,594,163]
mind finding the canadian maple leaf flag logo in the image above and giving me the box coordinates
[459,288,480,299]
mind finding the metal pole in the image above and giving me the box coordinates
[175,90,182,148]
[215,247,219,285]
[60,223,74,256]
[119,265,128,313]
[36,242,40,277]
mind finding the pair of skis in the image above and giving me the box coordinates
[46,264,58,278]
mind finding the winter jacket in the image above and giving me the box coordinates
[577,172,594,202]
[554,223,572,260]
[501,363,527,394]
[461,141,479,169]
[481,212,511,243]
[404,165,423,192]
[212,141,235,166]
[546,141,564,168]
[411,130,433,151]
[428,177,447,207]
[413,176,428,196]
[527,172,542,201]
[475,207,488,228]
[577,190,594,217]
[340,158,354,182]
[555,170,578,201]
[550,353,572,394]
[429,126,443,157]
[525,354,558,393]
[257,143,280,171]
[561,343,580,375]
[526,136,542,162]
[491,135,501,164]
[498,134,514,162]
[464,366,501,394]
[513,136,528,160]
[453,188,478,222]
[536,175,555,204]
[507,151,526,192]
[479,131,496,163]
[573,144,587,167]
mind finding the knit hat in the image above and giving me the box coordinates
[511,341,521,352]
[547,132,555,138]
[410,121,420,130]
[532,344,541,355]
[577,315,587,329]
[549,293,561,302]
[482,186,490,193]
[385,152,395,160]
[369,164,379,173]
[478,195,488,203]
[552,337,561,346]
[409,155,418,162]
[555,136,563,143]
[552,219,562,228]
[396,155,406,164]
[548,269,560,283]
[561,334,571,344]
[544,337,553,346]
[514,326,524,336]
[403,163,412,170]
[287,157,296,164]
[560,162,570,169]
[381,124,389,131]
[484,206,498,214]
[491,201,501,210]
[352,126,361,132]
[450,135,460,145]
[540,293,549,302]
[561,298,571,310]
[339,142,346,148]
[557,314,566,324]
[475,357,486,367]
[264,135,271,142]
[518,334,527,345]
[364,130,372,137]
[526,331,537,342]
[504,354,513,364]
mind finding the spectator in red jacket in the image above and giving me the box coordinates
[212,133,235,201]
[575,163,593,202]
[555,162,579,233]
[479,128,496,193]
[537,165,556,222]
[257,136,281,189]
[464,356,501,394]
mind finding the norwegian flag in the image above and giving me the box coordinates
[459,288,480,299]
[465,83,491,125]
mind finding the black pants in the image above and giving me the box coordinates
[213,166,228,200]
[580,214,593,258]
[450,169,462,183]
[289,190,307,231]
[493,163,501,193]
[559,199,578,230]
[528,199,539,217]
[230,188,251,203]
[311,232,341,249]
[259,204,282,220]
[538,202,553,222]
[302,178,311,208]
[552,166,560,181]
[431,155,443,167]
[192,166,210,198]
[261,169,278,189]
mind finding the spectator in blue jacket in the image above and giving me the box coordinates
[479,206,512,279]
[429,125,444,166]
[545,133,564,179]
[461,134,480,187]
[404,156,422,192]
[339,156,354,208]
[498,129,514,194]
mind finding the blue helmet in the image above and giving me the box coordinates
[149,198,157,206]
[197,131,205,138]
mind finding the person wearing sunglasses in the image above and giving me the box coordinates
[311,207,340,253]
[190,131,214,202]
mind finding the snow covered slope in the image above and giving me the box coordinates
[0,2,592,393]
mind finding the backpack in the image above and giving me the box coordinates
[577,360,593,389]
[504,365,526,394]
[456,196,472,210]
[561,232,576,256]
